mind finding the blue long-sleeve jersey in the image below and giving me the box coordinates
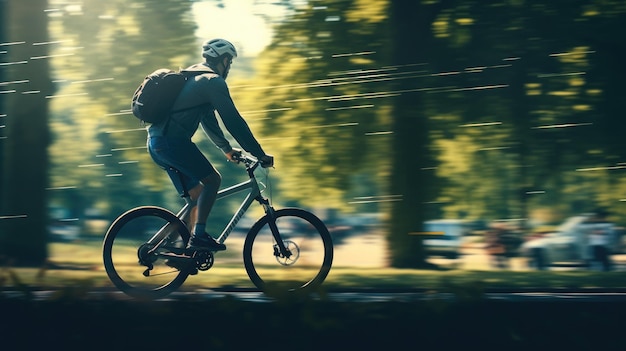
[147,63,265,158]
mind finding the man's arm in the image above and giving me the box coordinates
[204,78,266,158]
[199,110,233,154]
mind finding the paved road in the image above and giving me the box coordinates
[6,288,626,303]
[193,289,626,303]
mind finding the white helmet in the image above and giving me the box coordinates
[202,38,238,59]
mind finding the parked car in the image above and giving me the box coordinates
[48,206,80,242]
[422,219,469,259]
[521,215,620,269]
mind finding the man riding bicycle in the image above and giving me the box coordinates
[147,38,273,251]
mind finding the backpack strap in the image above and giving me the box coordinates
[182,63,216,75]
[171,66,215,114]
[163,68,215,135]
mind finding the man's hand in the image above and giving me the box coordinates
[225,148,242,163]
[260,154,274,168]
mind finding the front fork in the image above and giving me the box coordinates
[259,197,291,259]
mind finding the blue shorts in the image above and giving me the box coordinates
[147,136,217,196]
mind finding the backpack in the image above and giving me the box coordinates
[130,68,208,124]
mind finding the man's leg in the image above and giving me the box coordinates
[187,172,221,229]
[181,199,197,233]
[197,172,221,227]
[187,172,225,250]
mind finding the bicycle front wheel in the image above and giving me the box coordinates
[102,206,191,299]
[243,208,333,293]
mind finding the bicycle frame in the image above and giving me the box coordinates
[146,158,274,248]
[103,154,331,298]
[214,175,265,244]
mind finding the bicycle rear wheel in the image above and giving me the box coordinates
[243,208,333,293]
[102,206,191,299]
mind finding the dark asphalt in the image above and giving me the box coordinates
[5,287,626,303]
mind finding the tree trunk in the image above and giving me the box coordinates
[387,0,443,268]
[0,0,6,193]
[0,0,53,266]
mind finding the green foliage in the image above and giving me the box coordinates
[47,0,199,221]
[247,0,393,211]
[7,0,626,269]
[46,0,275,227]
[425,1,626,224]
[249,0,626,269]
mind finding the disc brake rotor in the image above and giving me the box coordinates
[275,240,300,266]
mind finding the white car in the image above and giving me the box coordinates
[422,219,468,259]
[521,215,618,269]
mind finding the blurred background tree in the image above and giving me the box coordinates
[46,0,199,224]
[0,0,53,265]
[247,0,626,267]
[1,0,625,268]
[0,0,5,204]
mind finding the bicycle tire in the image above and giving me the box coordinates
[102,206,191,299]
[243,208,333,293]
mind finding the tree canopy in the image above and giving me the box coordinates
[1,0,625,267]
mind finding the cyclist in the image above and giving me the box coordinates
[147,38,273,251]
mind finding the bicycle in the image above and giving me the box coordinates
[102,154,333,299]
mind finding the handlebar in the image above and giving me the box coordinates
[232,153,256,167]
[232,153,274,170]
